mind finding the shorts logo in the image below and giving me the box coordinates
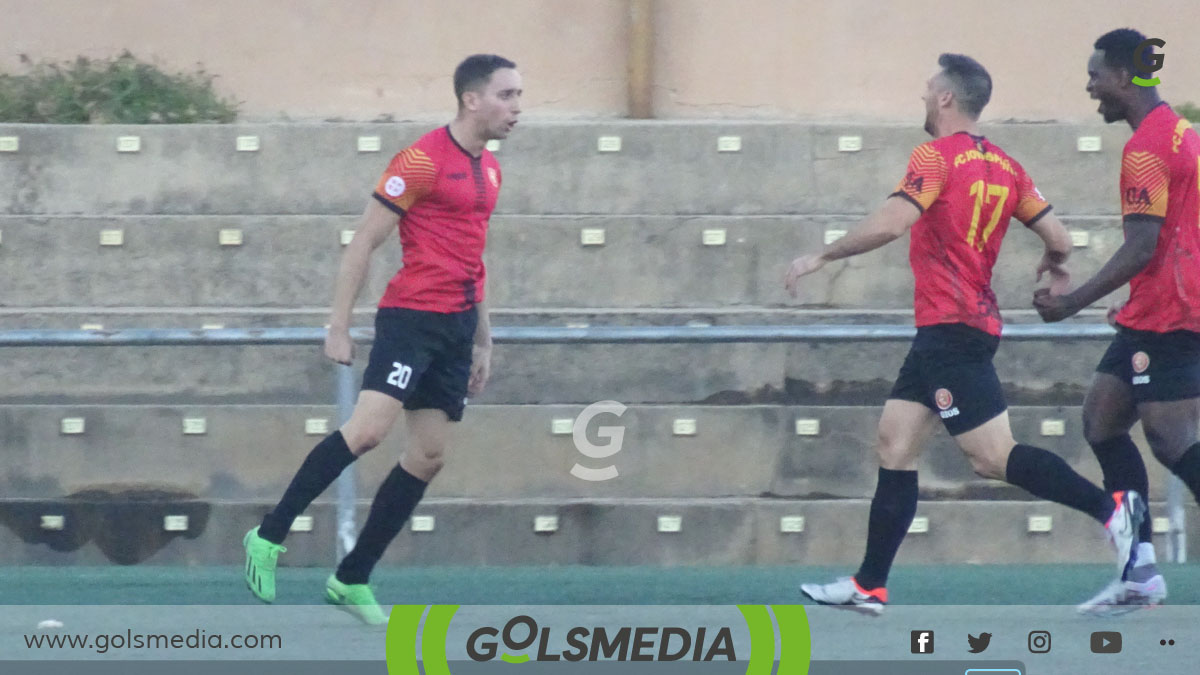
[487,167,499,188]
[1133,351,1150,374]
[935,388,954,410]
[935,388,961,420]
[384,176,406,198]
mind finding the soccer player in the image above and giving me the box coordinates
[1034,28,1199,614]
[786,54,1143,615]
[242,54,522,624]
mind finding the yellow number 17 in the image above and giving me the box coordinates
[966,180,1010,250]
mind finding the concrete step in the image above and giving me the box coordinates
[1,498,1190,567]
[0,123,1131,216]
[0,215,1124,309]
[0,404,1177,502]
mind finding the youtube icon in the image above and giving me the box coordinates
[1091,631,1122,654]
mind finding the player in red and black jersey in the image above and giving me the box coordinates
[242,55,522,622]
[786,54,1143,615]
[1036,29,1200,614]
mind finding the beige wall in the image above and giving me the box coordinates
[1,0,1196,122]
[656,0,1200,122]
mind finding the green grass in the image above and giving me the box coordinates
[6,564,1199,606]
[0,51,238,124]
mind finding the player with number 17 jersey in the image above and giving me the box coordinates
[892,132,1051,336]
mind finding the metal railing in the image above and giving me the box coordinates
[0,323,1186,563]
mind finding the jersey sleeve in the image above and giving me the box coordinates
[1120,149,1169,219]
[1012,166,1052,226]
[372,147,438,214]
[890,143,948,212]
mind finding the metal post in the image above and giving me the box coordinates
[334,363,358,561]
[1167,475,1187,563]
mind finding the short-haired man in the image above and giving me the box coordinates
[242,54,522,624]
[1036,28,1200,615]
[789,54,1143,614]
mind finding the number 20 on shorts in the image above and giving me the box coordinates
[387,361,413,389]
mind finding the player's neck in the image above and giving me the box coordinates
[934,120,980,139]
[1125,94,1164,131]
[447,119,486,157]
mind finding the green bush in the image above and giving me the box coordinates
[0,51,238,123]
[1177,101,1200,123]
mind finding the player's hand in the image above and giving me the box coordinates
[1107,301,1125,328]
[1032,288,1078,323]
[784,254,826,297]
[1035,254,1071,296]
[468,343,492,397]
[324,326,355,365]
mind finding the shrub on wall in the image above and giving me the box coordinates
[1177,102,1200,123]
[0,51,238,123]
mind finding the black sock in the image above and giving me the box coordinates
[259,431,357,544]
[336,464,428,585]
[854,468,918,591]
[1169,442,1200,506]
[1091,434,1152,541]
[1006,444,1112,524]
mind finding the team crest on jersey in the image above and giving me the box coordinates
[486,167,499,188]
[935,388,954,410]
[1133,351,1150,374]
[384,176,406,198]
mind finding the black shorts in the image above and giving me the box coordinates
[1096,326,1200,403]
[361,306,478,422]
[889,323,1007,436]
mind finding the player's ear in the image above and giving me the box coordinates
[460,89,481,112]
[938,88,955,110]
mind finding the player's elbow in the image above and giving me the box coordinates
[1129,240,1157,270]
[882,223,909,242]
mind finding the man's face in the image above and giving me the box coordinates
[922,71,946,136]
[465,68,523,140]
[1087,50,1128,123]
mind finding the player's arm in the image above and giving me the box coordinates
[474,297,491,347]
[469,287,492,397]
[1027,211,1072,294]
[324,199,399,364]
[1035,148,1168,322]
[786,143,941,295]
[785,196,920,294]
[826,195,921,261]
[1034,215,1161,321]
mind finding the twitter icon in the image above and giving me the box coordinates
[968,633,992,653]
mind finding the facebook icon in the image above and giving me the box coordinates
[910,630,935,654]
